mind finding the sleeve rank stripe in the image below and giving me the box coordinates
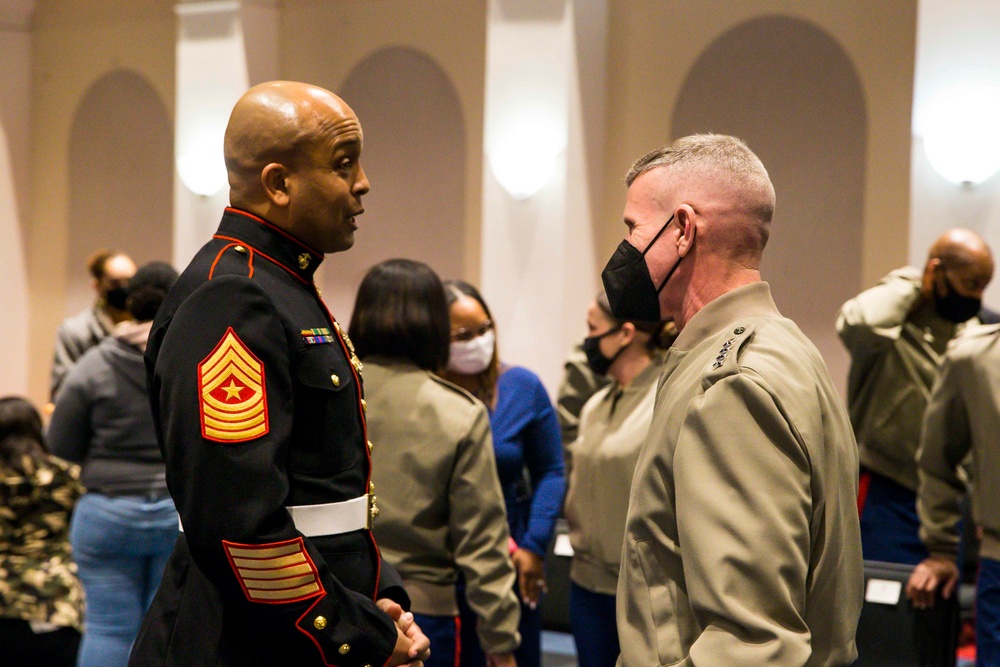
[223,537,324,605]
[202,397,266,420]
[203,410,267,430]
[199,327,270,444]
[206,422,268,442]
[247,582,321,601]
[237,562,314,580]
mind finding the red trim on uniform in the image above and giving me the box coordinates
[247,246,255,279]
[857,469,871,517]
[224,207,323,258]
[214,234,311,287]
[454,616,462,667]
[222,537,324,605]
[209,243,239,280]
[311,287,382,597]
[295,597,339,667]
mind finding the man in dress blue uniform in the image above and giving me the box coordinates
[130,81,430,667]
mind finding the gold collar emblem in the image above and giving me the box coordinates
[298,253,311,270]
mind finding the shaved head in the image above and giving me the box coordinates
[927,228,992,270]
[626,134,775,269]
[224,81,360,209]
[222,81,370,253]
[922,227,994,303]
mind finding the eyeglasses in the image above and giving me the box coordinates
[450,319,493,342]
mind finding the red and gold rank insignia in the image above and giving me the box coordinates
[198,327,269,443]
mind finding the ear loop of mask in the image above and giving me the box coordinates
[641,213,681,294]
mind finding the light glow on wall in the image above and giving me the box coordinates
[921,83,1000,186]
[488,111,566,200]
[176,122,227,196]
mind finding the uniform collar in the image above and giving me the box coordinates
[215,207,324,282]
[672,281,779,351]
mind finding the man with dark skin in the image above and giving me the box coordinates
[130,82,430,667]
[838,228,993,566]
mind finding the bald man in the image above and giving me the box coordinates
[604,134,862,666]
[837,228,994,565]
[130,82,429,667]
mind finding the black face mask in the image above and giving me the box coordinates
[582,326,623,376]
[934,273,981,323]
[104,286,129,311]
[601,214,680,323]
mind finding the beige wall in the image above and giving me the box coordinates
[601,0,917,287]
[29,0,175,404]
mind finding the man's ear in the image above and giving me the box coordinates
[676,204,697,257]
[261,163,291,207]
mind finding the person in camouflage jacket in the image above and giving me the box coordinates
[0,396,84,667]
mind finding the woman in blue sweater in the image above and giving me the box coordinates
[441,280,565,667]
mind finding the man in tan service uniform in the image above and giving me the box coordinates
[601,134,862,666]
[837,229,993,564]
[905,322,1000,664]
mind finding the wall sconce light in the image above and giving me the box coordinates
[176,123,228,196]
[488,111,566,200]
[921,83,1000,186]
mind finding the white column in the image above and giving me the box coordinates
[173,0,278,268]
[481,0,607,396]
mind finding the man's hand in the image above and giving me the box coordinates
[377,598,431,665]
[512,548,546,608]
[486,652,516,667]
[905,556,959,609]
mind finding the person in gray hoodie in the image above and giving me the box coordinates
[48,261,178,667]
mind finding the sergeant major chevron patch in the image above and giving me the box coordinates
[198,327,269,443]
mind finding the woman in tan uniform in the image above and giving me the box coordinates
[349,259,520,667]
[564,292,673,667]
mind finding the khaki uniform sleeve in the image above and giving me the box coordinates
[556,345,609,446]
[917,353,970,558]
[450,405,521,654]
[674,372,813,667]
[836,271,922,355]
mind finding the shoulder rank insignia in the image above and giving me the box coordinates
[223,537,324,604]
[301,328,334,345]
[199,327,269,443]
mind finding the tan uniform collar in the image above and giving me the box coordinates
[672,281,779,351]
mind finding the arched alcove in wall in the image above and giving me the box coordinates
[66,70,173,317]
[0,122,29,393]
[673,15,867,394]
[325,46,466,323]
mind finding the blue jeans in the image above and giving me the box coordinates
[569,582,619,667]
[858,469,928,565]
[979,557,1000,667]
[70,493,178,667]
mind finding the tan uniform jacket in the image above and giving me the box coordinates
[565,359,661,595]
[918,323,1000,562]
[365,359,520,654]
[556,343,611,446]
[618,282,862,667]
[836,267,966,490]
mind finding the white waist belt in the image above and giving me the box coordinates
[178,495,370,537]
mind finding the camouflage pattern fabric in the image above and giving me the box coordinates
[0,454,85,631]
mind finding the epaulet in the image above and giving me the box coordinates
[701,322,757,389]
[429,373,479,405]
[208,242,254,281]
